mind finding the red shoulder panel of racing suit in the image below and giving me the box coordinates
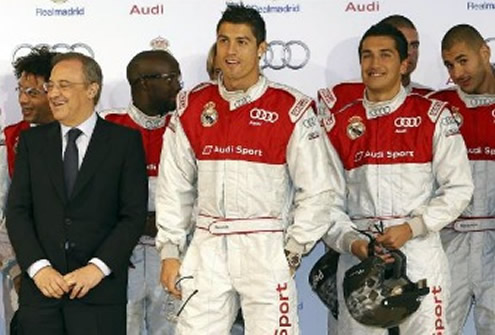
[329,95,437,170]
[180,84,296,165]
[320,82,365,114]
[4,120,30,178]
[319,82,432,115]
[104,113,168,177]
[429,90,495,161]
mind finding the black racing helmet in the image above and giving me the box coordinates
[343,249,430,329]
[308,248,340,319]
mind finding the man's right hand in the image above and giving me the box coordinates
[33,266,69,299]
[160,258,182,299]
[351,239,395,263]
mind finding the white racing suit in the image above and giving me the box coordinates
[321,87,473,334]
[317,82,432,335]
[428,87,495,335]
[100,104,174,335]
[155,76,341,335]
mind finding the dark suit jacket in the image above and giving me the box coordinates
[6,116,148,306]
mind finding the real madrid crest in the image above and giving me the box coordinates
[201,102,219,127]
[347,116,366,140]
[451,107,463,128]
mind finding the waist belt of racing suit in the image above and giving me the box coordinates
[445,216,495,232]
[196,214,284,235]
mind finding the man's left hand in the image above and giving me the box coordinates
[63,264,104,299]
[375,223,412,250]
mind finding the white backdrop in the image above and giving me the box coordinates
[0,0,492,334]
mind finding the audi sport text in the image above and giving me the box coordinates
[274,282,291,335]
[202,145,263,157]
[432,286,444,335]
[354,150,414,162]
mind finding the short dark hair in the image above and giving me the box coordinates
[359,23,408,62]
[13,47,58,81]
[52,52,103,105]
[216,4,266,45]
[126,49,178,85]
[379,15,416,30]
[442,24,485,51]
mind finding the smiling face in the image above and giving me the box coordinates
[47,59,98,127]
[17,72,53,124]
[216,22,266,91]
[442,41,493,94]
[360,35,408,101]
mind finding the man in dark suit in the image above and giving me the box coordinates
[6,52,148,335]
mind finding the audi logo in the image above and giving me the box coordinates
[262,40,310,70]
[492,109,495,119]
[466,96,495,107]
[249,108,279,123]
[394,116,422,128]
[12,43,95,65]
[368,105,391,117]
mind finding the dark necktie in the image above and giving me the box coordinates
[64,128,82,197]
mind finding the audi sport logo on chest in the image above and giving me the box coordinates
[394,116,422,133]
[249,108,279,126]
[261,40,310,70]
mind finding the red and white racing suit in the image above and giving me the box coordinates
[155,76,340,335]
[428,87,495,335]
[0,120,31,334]
[100,104,175,335]
[320,87,473,334]
[317,81,432,335]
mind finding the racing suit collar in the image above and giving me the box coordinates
[128,103,166,129]
[457,86,495,108]
[363,85,407,119]
[218,75,268,110]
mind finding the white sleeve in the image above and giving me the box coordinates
[284,106,358,255]
[409,108,474,235]
[155,112,197,260]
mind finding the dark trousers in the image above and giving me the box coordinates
[16,300,126,335]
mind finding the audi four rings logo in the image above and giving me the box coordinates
[250,108,279,123]
[467,96,495,107]
[262,40,310,70]
[369,105,391,117]
[492,109,495,119]
[11,43,95,65]
[394,116,422,128]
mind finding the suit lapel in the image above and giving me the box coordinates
[71,117,111,200]
[43,122,66,202]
